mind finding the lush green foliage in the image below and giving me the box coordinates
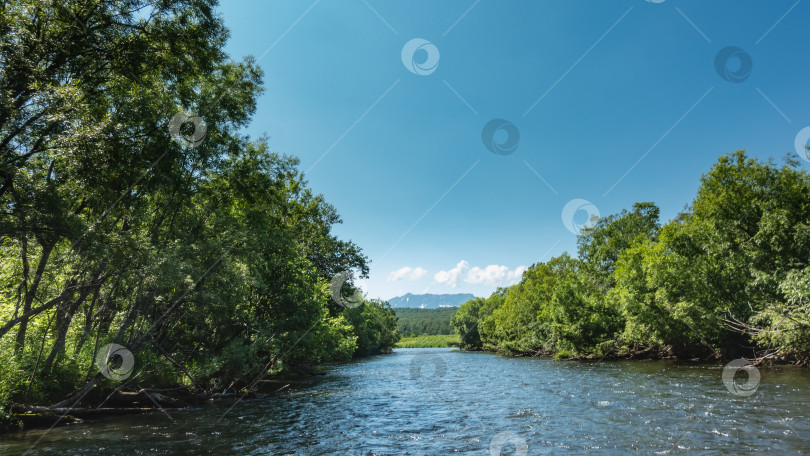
[0,0,396,413]
[453,152,810,363]
[343,300,399,356]
[395,334,459,348]
[395,307,458,337]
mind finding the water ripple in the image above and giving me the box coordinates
[3,348,810,455]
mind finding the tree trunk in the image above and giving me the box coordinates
[13,236,29,354]
[15,240,55,354]
[41,288,91,373]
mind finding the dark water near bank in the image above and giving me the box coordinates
[3,348,810,455]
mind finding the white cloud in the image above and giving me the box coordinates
[434,260,469,287]
[507,266,527,282]
[435,261,526,287]
[465,265,509,286]
[387,266,427,282]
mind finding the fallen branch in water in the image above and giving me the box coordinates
[11,404,162,418]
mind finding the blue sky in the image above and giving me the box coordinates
[216,0,810,300]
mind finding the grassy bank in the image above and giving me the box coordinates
[395,334,460,348]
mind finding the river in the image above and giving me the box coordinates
[2,347,809,454]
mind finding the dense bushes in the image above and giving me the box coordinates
[0,0,397,416]
[454,151,810,363]
[343,300,399,356]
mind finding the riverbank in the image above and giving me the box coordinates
[461,343,808,367]
[0,372,320,433]
[449,154,810,365]
[395,334,459,348]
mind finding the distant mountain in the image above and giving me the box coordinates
[387,293,475,309]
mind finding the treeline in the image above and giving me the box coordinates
[453,151,810,363]
[395,307,458,337]
[0,0,396,418]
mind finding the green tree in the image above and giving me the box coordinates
[451,298,486,349]
[343,299,399,356]
[454,152,810,362]
[0,0,395,418]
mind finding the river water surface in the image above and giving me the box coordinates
[3,347,809,455]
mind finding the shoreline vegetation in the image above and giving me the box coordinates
[393,307,459,348]
[451,152,810,368]
[396,334,460,348]
[2,0,810,437]
[0,1,398,432]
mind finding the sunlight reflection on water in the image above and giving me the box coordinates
[3,348,810,455]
